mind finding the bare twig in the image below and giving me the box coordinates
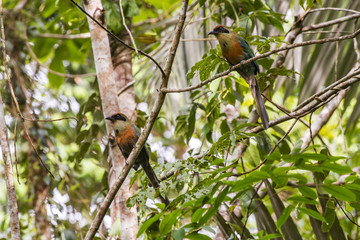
[22,123,55,178]
[22,116,78,123]
[84,1,189,239]
[301,13,360,32]
[309,7,360,15]
[262,94,327,146]
[334,198,360,227]
[69,0,166,78]
[119,0,140,58]
[241,182,263,239]
[117,80,135,96]
[294,67,360,111]
[13,115,20,184]
[233,119,298,177]
[38,32,91,39]
[309,112,317,153]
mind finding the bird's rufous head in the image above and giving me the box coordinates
[208,25,230,36]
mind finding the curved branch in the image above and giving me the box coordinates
[119,0,139,58]
[309,7,360,15]
[37,32,91,39]
[301,13,360,32]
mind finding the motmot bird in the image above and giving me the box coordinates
[106,113,170,206]
[208,25,270,129]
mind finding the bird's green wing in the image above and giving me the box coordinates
[238,37,259,74]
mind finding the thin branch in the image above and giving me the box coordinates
[241,67,360,137]
[262,94,328,146]
[119,0,140,58]
[117,80,135,96]
[13,115,20,184]
[69,0,166,78]
[309,7,360,15]
[163,28,360,93]
[241,182,263,239]
[233,119,298,177]
[157,37,211,42]
[334,198,360,227]
[22,116,78,123]
[309,112,317,153]
[22,123,55,178]
[37,32,91,39]
[84,1,189,239]
[301,13,360,32]
[294,67,360,111]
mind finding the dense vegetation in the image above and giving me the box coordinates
[1,0,360,239]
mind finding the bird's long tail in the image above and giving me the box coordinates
[140,160,170,206]
[249,75,270,129]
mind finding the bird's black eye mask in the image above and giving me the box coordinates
[215,26,229,33]
[113,114,126,121]
[106,113,127,122]
[208,25,230,35]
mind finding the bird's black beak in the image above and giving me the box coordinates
[208,30,215,35]
[105,116,115,122]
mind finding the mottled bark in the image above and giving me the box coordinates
[0,94,21,239]
[83,0,139,239]
[34,183,51,240]
[109,29,138,238]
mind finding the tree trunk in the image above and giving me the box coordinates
[109,29,138,238]
[0,94,21,239]
[83,0,137,239]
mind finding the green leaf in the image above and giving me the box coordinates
[291,140,303,153]
[76,142,91,161]
[185,233,212,240]
[298,186,317,199]
[321,185,356,201]
[209,78,221,93]
[137,213,163,237]
[231,171,270,192]
[298,207,326,222]
[191,208,207,223]
[198,186,229,226]
[48,56,65,89]
[344,183,360,192]
[159,209,182,234]
[76,130,89,144]
[173,228,185,240]
[320,162,352,174]
[123,0,140,17]
[186,104,197,143]
[261,233,283,240]
[109,218,121,237]
[322,199,335,232]
[276,205,293,229]
[287,196,318,205]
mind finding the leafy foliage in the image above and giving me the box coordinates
[1,0,360,239]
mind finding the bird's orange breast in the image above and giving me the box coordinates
[115,124,137,148]
[223,40,245,65]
